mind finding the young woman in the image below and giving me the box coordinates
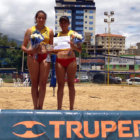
[21,10,54,109]
[55,16,82,110]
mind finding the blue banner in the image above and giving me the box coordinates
[0,110,140,140]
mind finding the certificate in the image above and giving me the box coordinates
[53,36,70,51]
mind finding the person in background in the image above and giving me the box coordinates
[21,10,54,109]
[55,16,82,110]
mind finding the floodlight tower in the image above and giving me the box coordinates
[104,11,114,85]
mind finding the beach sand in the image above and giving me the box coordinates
[0,83,140,110]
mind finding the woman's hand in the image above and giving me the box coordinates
[38,44,47,54]
[69,41,75,50]
[27,45,41,55]
[69,41,82,53]
[38,44,54,54]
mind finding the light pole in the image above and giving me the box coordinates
[79,53,81,81]
[21,51,24,73]
[104,11,114,85]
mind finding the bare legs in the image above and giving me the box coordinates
[56,61,77,110]
[38,60,50,109]
[67,62,77,110]
[28,55,76,110]
[27,56,39,109]
[27,56,50,110]
[56,63,65,110]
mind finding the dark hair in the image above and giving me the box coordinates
[59,16,70,23]
[35,10,47,23]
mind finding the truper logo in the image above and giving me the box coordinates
[12,121,46,138]
[12,120,140,139]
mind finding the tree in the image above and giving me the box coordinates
[1,35,9,46]
[0,32,23,71]
[9,40,17,48]
[81,43,89,58]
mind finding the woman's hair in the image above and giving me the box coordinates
[59,16,70,24]
[35,10,47,24]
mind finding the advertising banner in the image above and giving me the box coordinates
[81,58,105,65]
[105,57,134,65]
[0,110,140,140]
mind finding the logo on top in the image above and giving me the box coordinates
[12,121,46,138]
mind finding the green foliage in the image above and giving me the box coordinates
[75,43,89,58]
[0,32,24,71]
[0,73,13,83]
[81,43,88,58]
[9,39,18,47]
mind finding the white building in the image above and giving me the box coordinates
[55,0,96,45]
[95,33,126,55]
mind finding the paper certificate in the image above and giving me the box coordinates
[53,36,70,51]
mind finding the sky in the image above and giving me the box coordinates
[0,0,140,49]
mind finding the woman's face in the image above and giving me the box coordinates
[60,20,69,32]
[36,12,46,26]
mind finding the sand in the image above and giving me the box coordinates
[0,83,140,110]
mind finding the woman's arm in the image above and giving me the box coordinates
[69,41,82,53]
[21,29,31,53]
[49,28,54,45]
[69,31,82,53]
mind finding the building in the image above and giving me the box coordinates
[55,0,96,45]
[95,33,125,56]
[136,43,140,55]
[125,43,140,56]
[125,46,137,55]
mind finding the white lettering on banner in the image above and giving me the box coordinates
[105,57,134,65]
